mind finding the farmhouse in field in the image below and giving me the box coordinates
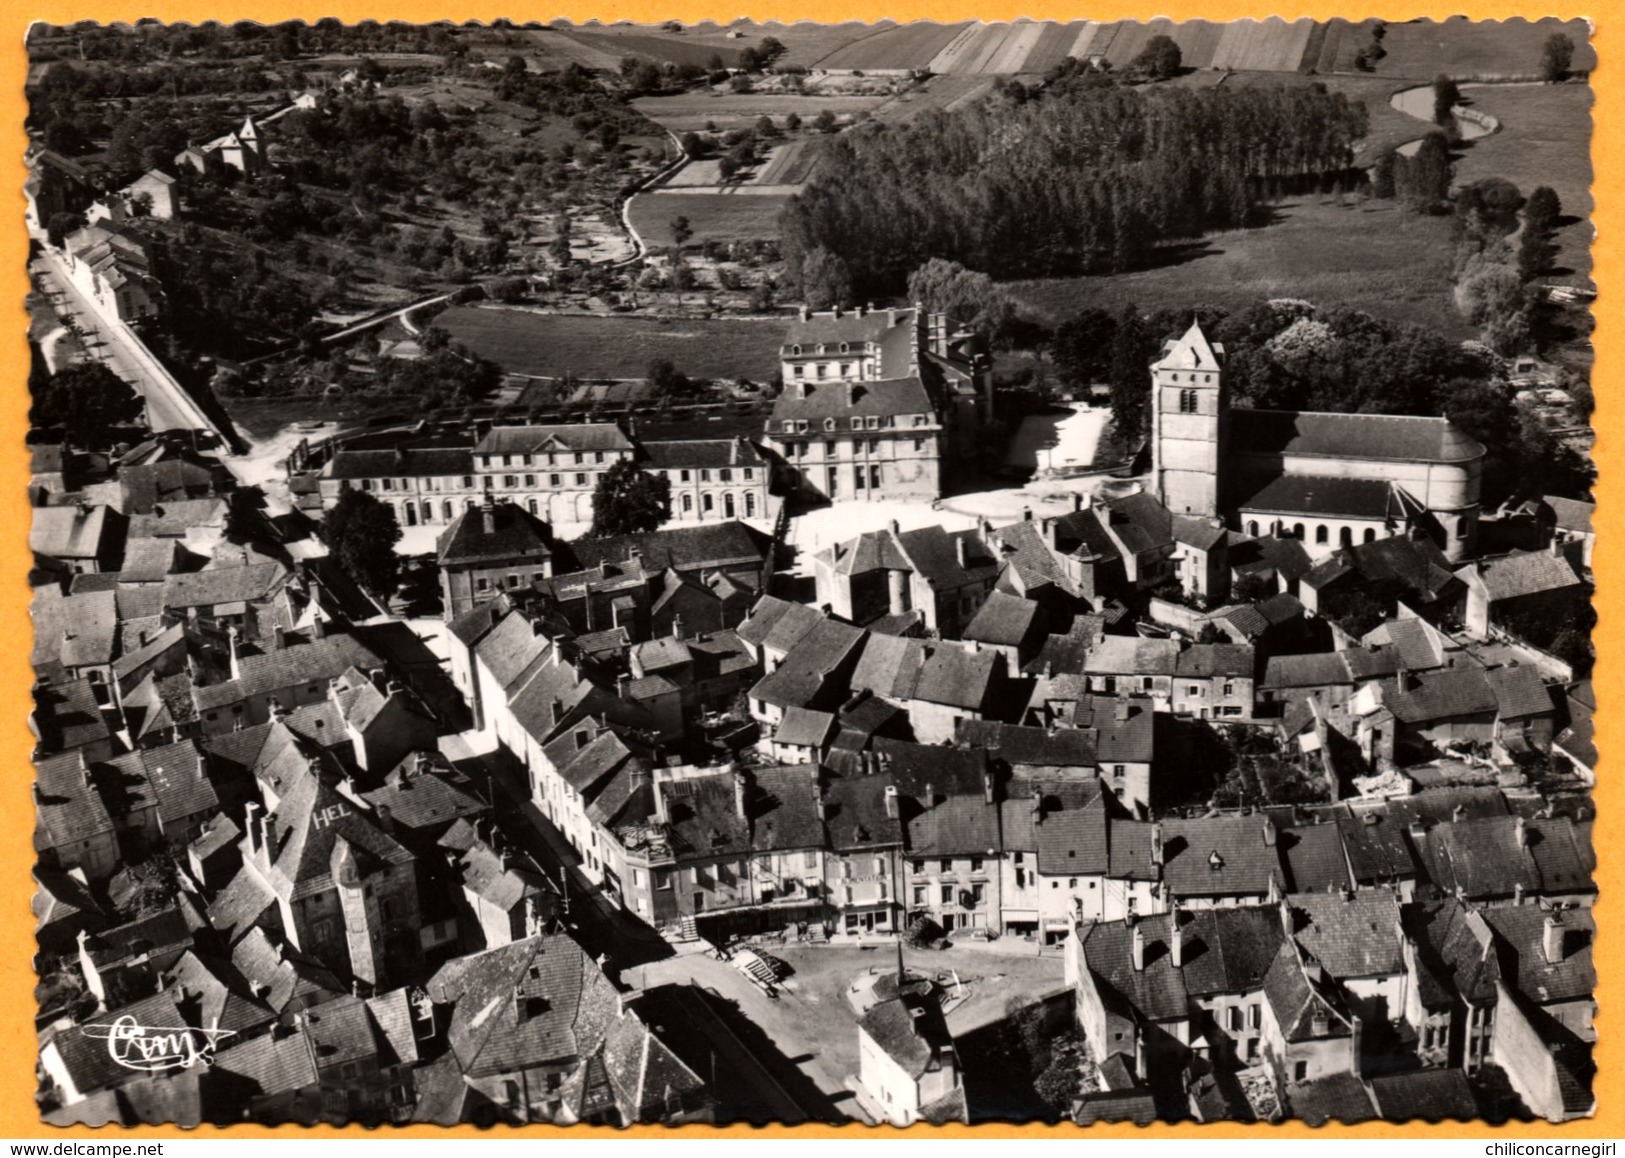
[1150,323,1485,563]
[763,304,994,502]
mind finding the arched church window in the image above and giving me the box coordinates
[1315,525,1329,545]
[1292,523,1305,540]
[1247,521,1259,537]
[1363,529,1377,544]
[1340,527,1353,548]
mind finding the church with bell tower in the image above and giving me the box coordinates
[1149,321,1228,520]
[1147,321,1486,563]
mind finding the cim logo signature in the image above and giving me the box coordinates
[81,1015,236,1072]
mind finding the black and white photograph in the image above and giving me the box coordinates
[23,13,1597,1129]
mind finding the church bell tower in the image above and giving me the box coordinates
[1149,321,1227,519]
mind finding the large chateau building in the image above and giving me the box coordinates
[1149,323,1485,562]
[762,305,993,502]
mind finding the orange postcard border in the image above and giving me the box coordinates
[0,1,1611,1139]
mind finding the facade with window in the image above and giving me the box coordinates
[471,424,635,531]
[318,446,479,529]
[767,305,993,504]
[640,438,770,526]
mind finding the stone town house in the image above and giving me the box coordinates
[763,305,993,503]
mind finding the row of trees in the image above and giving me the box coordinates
[1452,178,1565,355]
[779,83,1370,297]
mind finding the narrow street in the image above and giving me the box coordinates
[438,732,676,971]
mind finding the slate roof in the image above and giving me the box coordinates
[1175,643,1254,678]
[1160,815,1283,899]
[1231,408,1485,464]
[858,984,952,1078]
[1289,1073,1375,1126]
[1285,889,1402,978]
[1262,652,1352,690]
[1279,824,1352,894]
[1367,1070,1478,1123]
[1079,906,1284,1022]
[1380,667,1498,724]
[822,774,904,850]
[906,795,1000,857]
[662,774,751,862]
[962,590,1041,648]
[46,992,190,1098]
[770,376,936,423]
[30,503,114,560]
[1482,905,1595,1006]
[640,437,763,470]
[194,634,385,712]
[1463,549,1583,602]
[1237,475,1401,520]
[736,595,823,654]
[773,705,836,749]
[747,766,825,852]
[211,1027,320,1099]
[436,502,553,568]
[1108,820,1159,881]
[749,618,865,711]
[325,446,474,481]
[31,586,119,673]
[1262,941,1354,1043]
[896,524,1000,588]
[956,719,1098,767]
[1034,792,1109,874]
[566,520,768,575]
[474,424,632,456]
[1083,634,1178,676]
[1485,664,1555,719]
[160,561,286,612]
[1543,495,1594,536]
[1419,815,1594,900]
[1229,533,1315,584]
[427,935,608,1078]
[264,770,414,901]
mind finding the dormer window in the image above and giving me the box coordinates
[824,418,837,432]
[783,420,795,434]
[839,342,850,353]
[790,345,801,356]
[851,417,863,429]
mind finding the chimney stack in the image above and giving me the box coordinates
[1170,918,1184,968]
[884,784,899,819]
[1516,815,1529,848]
[1262,818,1277,847]
[1131,924,1145,972]
[244,801,261,854]
[1150,822,1164,866]
[983,772,995,805]
[482,492,496,535]
[733,769,748,821]
[1543,914,1565,964]
[955,537,968,569]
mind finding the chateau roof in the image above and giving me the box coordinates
[474,424,632,456]
[769,376,936,422]
[1236,475,1402,521]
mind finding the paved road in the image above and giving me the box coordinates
[33,249,226,442]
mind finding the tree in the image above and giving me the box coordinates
[30,363,144,444]
[670,215,693,249]
[813,109,837,134]
[1106,305,1153,441]
[589,459,671,537]
[800,247,852,310]
[905,258,1017,345]
[1542,33,1575,82]
[785,111,802,131]
[1051,307,1118,390]
[1370,149,1397,199]
[322,487,402,597]
[1519,185,1563,279]
[647,358,691,397]
[755,114,779,139]
[1131,34,1182,80]
[1432,74,1462,127]
[46,211,85,249]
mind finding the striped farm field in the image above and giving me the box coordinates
[753,138,825,186]
[1210,17,1316,72]
[1020,21,1087,74]
[815,21,970,70]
